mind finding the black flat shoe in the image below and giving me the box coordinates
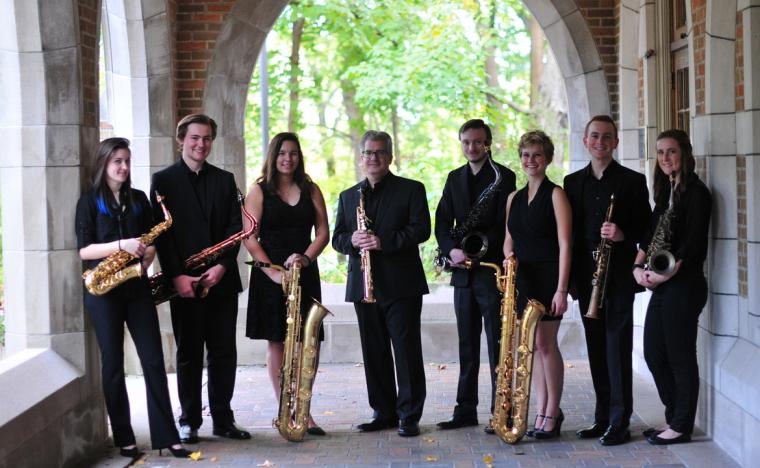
[599,426,631,446]
[642,427,664,438]
[436,416,478,430]
[307,425,327,436]
[119,447,144,459]
[398,420,420,437]
[357,418,398,432]
[576,422,609,439]
[534,409,564,440]
[212,423,251,440]
[647,433,691,445]
[160,446,193,458]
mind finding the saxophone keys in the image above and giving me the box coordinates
[298,388,312,399]
[286,317,295,324]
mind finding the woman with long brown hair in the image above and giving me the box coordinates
[243,132,330,435]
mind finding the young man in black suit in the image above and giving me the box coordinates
[151,114,250,444]
[434,119,515,433]
[564,115,651,446]
[332,130,431,437]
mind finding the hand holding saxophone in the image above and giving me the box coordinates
[120,238,147,257]
[634,260,681,289]
[600,221,624,242]
[351,230,382,251]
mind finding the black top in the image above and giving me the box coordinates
[75,188,155,271]
[581,168,615,249]
[508,178,559,263]
[640,175,711,278]
[182,159,209,214]
[467,163,492,204]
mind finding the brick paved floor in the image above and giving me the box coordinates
[87,360,738,467]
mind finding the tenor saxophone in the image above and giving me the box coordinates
[357,186,376,303]
[83,192,172,296]
[149,189,258,304]
[586,194,615,319]
[246,260,332,441]
[482,257,545,444]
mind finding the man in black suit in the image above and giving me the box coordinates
[332,130,431,437]
[564,115,651,446]
[434,119,515,433]
[151,114,250,444]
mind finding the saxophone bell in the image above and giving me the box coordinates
[649,249,677,276]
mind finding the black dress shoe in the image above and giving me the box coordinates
[159,446,193,458]
[212,423,251,440]
[647,433,691,445]
[484,424,495,434]
[179,425,199,444]
[398,420,420,437]
[642,427,663,438]
[436,416,478,430]
[357,418,398,432]
[307,426,327,436]
[599,426,631,446]
[576,422,609,439]
[119,447,144,459]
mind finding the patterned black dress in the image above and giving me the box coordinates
[507,177,562,321]
[246,183,324,341]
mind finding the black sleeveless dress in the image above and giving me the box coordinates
[507,177,562,322]
[246,183,324,341]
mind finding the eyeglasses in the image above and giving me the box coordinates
[361,150,389,159]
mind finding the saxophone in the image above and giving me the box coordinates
[645,174,677,276]
[434,148,501,272]
[483,257,545,444]
[357,186,376,303]
[83,192,172,296]
[586,194,615,319]
[246,260,332,442]
[150,189,258,304]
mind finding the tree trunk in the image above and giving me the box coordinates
[529,17,544,108]
[391,104,400,170]
[481,0,503,146]
[341,80,364,181]
[288,18,305,132]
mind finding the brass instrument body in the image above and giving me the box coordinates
[481,258,545,444]
[356,187,376,303]
[83,192,172,296]
[150,190,258,304]
[272,262,332,442]
[586,194,615,319]
[645,175,677,276]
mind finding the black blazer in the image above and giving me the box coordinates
[150,160,243,296]
[563,160,651,295]
[332,173,431,302]
[435,161,516,287]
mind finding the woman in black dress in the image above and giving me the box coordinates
[75,138,191,459]
[503,131,572,439]
[244,132,330,434]
[633,129,711,445]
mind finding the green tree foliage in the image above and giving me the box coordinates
[245,0,568,283]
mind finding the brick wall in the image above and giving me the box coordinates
[79,0,100,128]
[175,0,235,122]
[736,11,744,112]
[578,0,620,121]
[738,156,747,296]
[692,0,706,115]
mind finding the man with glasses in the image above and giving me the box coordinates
[332,130,431,437]
[435,119,515,433]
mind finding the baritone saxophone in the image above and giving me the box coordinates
[482,257,545,444]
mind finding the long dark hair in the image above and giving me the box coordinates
[257,132,312,194]
[91,137,135,215]
[653,129,696,206]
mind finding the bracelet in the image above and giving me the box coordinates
[632,263,645,271]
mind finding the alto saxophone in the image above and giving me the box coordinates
[150,189,258,304]
[586,194,615,319]
[483,257,545,444]
[246,260,332,441]
[83,192,172,296]
[357,186,376,303]
[645,174,677,276]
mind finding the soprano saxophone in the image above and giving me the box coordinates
[357,186,376,303]
[83,192,172,296]
[586,194,615,319]
[150,189,258,304]
[246,259,332,441]
[483,257,545,444]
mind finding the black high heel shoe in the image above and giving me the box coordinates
[119,446,144,459]
[159,445,193,458]
[526,414,545,437]
[534,409,564,440]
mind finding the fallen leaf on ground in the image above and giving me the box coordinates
[423,437,436,443]
[189,451,202,461]
[426,455,439,462]
[257,460,274,467]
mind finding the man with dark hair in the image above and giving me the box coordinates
[564,115,651,446]
[435,119,516,433]
[151,113,250,444]
[332,130,430,438]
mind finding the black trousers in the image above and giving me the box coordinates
[577,252,634,428]
[85,278,179,449]
[354,296,426,422]
[644,274,706,435]
[452,267,502,418]
[170,293,238,430]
